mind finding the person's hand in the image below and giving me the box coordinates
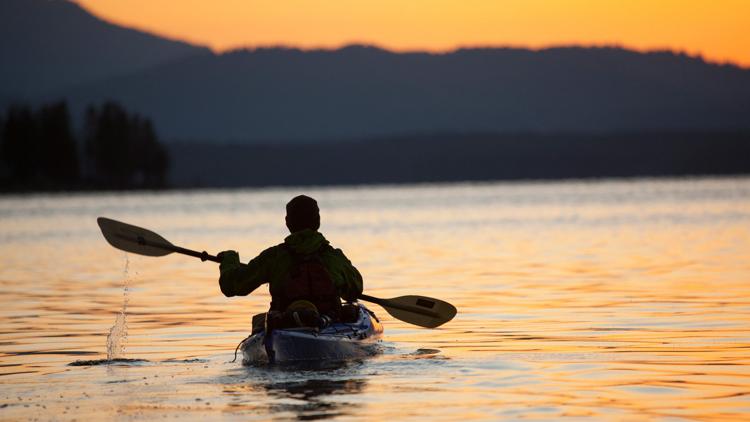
[341,284,360,302]
[217,250,239,260]
[217,250,240,272]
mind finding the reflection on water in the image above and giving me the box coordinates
[1,177,750,420]
[263,379,367,420]
[224,362,370,419]
[261,378,368,419]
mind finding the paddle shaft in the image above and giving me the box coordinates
[173,245,221,263]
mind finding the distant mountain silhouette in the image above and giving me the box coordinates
[64,45,750,142]
[168,132,750,187]
[0,0,210,99]
[3,0,749,142]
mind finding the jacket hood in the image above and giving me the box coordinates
[284,229,329,254]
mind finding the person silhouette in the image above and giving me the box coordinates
[217,195,363,329]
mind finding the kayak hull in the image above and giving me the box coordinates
[240,304,383,364]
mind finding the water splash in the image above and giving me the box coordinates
[106,254,131,360]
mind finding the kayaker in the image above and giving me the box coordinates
[217,195,363,329]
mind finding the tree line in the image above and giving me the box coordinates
[0,101,169,192]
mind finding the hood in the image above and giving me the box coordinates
[284,229,329,254]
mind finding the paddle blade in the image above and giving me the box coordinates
[97,217,174,257]
[379,295,457,328]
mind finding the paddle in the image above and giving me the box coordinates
[358,294,456,329]
[97,217,457,328]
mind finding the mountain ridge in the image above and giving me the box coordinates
[63,44,750,142]
[3,0,749,143]
[0,0,211,99]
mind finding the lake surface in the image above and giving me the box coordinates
[1,177,749,420]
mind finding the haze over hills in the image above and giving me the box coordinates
[0,0,210,99]
[168,133,750,187]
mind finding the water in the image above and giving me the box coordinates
[1,177,749,420]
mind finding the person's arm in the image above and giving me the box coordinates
[218,248,276,297]
[327,248,363,301]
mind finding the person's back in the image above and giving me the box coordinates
[217,195,362,327]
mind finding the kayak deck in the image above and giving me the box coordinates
[240,304,383,364]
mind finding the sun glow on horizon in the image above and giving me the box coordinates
[74,0,750,67]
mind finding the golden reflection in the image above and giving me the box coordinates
[1,178,749,419]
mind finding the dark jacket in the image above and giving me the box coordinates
[218,229,363,302]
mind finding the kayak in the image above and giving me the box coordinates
[240,304,384,364]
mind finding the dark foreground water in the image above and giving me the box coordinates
[1,177,749,420]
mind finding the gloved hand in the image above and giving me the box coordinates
[340,284,360,302]
[217,250,240,274]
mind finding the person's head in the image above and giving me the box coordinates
[285,195,320,233]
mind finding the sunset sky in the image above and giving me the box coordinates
[75,0,750,67]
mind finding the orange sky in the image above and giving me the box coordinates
[75,0,750,67]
